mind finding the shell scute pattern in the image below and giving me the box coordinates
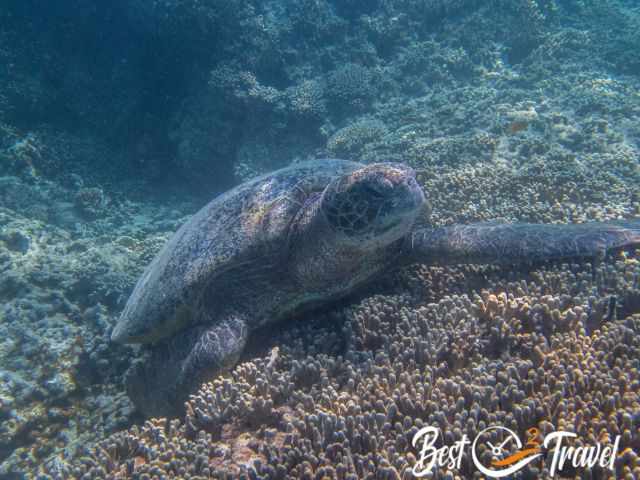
[114,160,361,344]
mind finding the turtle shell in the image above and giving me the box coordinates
[111,159,361,344]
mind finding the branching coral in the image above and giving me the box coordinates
[57,252,640,479]
[327,119,388,158]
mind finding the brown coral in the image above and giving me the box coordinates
[52,250,640,479]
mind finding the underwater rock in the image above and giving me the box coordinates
[1,230,30,254]
[48,201,83,230]
[73,187,107,220]
[43,372,75,399]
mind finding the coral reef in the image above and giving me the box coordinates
[0,174,196,475]
[1,0,640,477]
[1,0,638,194]
[56,253,640,478]
[327,119,389,158]
[326,64,377,114]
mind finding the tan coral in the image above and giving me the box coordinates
[54,251,640,479]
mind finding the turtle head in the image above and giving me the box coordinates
[321,163,426,247]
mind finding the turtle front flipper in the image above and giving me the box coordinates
[125,315,248,417]
[404,220,640,265]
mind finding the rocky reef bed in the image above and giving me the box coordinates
[0,0,639,478]
[0,176,196,475]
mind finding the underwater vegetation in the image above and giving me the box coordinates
[0,0,639,477]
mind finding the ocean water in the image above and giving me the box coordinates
[0,0,639,478]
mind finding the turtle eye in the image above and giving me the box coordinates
[363,184,385,199]
[364,179,393,198]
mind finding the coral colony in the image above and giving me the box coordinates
[53,258,640,478]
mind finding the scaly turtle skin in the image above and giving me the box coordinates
[112,159,640,416]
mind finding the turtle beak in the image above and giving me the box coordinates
[405,175,425,210]
[391,173,425,217]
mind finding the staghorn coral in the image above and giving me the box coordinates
[286,80,327,120]
[55,250,640,479]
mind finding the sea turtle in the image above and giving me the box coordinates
[112,159,640,416]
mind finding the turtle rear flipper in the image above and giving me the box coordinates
[126,315,248,417]
[404,220,640,266]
